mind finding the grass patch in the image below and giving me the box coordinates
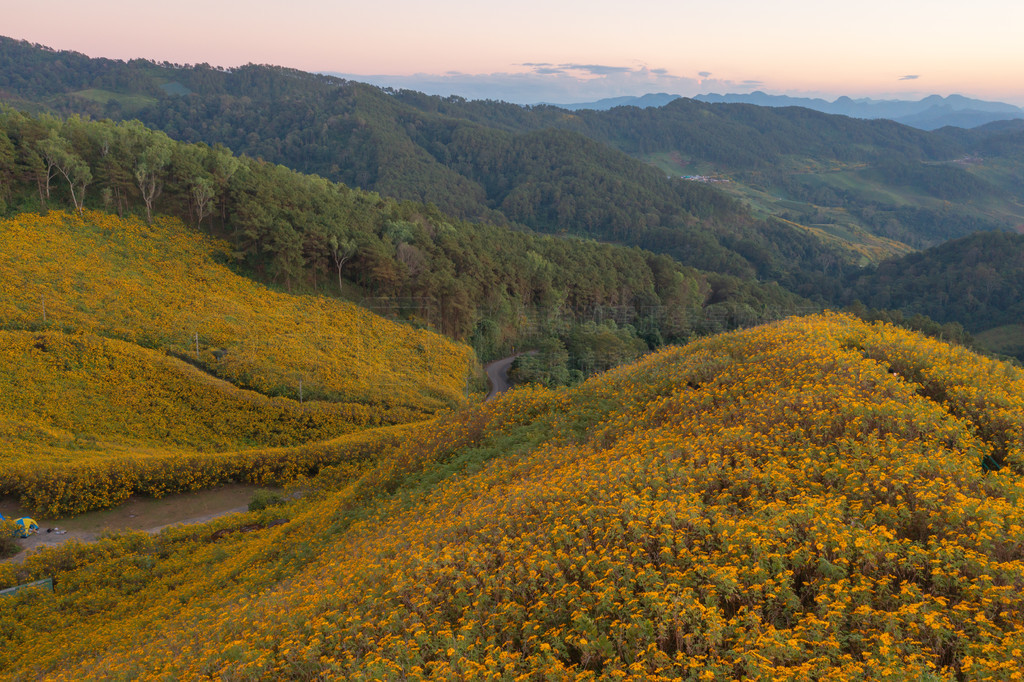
[975,324,1024,360]
[70,89,159,111]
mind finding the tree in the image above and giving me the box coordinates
[328,235,357,293]
[0,131,14,209]
[123,121,173,223]
[34,136,60,204]
[37,132,92,213]
[189,176,216,229]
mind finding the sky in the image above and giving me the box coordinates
[4,0,1024,105]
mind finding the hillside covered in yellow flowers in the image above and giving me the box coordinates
[0,210,475,514]
[3,314,1022,679]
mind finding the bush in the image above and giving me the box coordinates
[0,519,20,559]
[248,489,286,512]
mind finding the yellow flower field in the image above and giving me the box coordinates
[0,210,475,411]
[0,329,375,456]
[2,314,1022,679]
[0,210,475,514]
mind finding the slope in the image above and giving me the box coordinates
[840,230,1024,359]
[393,90,1024,253]
[2,314,1022,679]
[0,209,474,514]
[6,35,1024,267]
[0,210,474,411]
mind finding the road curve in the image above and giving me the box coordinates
[484,354,519,401]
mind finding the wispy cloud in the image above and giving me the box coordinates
[556,64,633,76]
[899,74,920,80]
[325,63,768,105]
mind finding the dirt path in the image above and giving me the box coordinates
[1,484,264,564]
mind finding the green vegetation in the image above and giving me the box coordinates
[248,489,286,512]
[0,106,809,362]
[0,519,18,559]
[0,37,884,281]
[840,231,1024,359]
[975,325,1024,360]
[5,36,1024,335]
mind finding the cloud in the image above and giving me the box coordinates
[324,62,753,106]
[899,74,920,80]
[556,63,634,76]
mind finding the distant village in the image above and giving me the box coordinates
[680,175,730,183]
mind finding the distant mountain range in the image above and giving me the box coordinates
[559,92,1024,130]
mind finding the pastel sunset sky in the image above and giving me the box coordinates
[5,0,1023,104]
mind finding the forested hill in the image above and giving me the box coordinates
[932,119,1024,157]
[0,37,904,281]
[413,94,1024,248]
[4,36,1023,284]
[0,108,808,363]
[842,230,1024,334]
[404,93,959,166]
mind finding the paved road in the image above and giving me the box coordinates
[484,354,519,401]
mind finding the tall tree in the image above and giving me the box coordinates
[123,121,173,223]
[37,132,92,213]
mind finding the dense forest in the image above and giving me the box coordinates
[0,37,931,280]
[0,107,807,370]
[842,231,1024,333]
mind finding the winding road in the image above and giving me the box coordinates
[484,354,519,401]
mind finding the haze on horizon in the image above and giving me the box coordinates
[5,0,1024,106]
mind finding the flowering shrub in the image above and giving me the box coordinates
[1,314,1023,679]
[0,420,419,517]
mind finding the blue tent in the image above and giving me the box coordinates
[14,518,39,538]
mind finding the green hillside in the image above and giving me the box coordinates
[0,106,809,362]
[2,314,1023,679]
[6,36,1024,294]
[0,37,884,279]
[411,93,1024,251]
[841,230,1024,358]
